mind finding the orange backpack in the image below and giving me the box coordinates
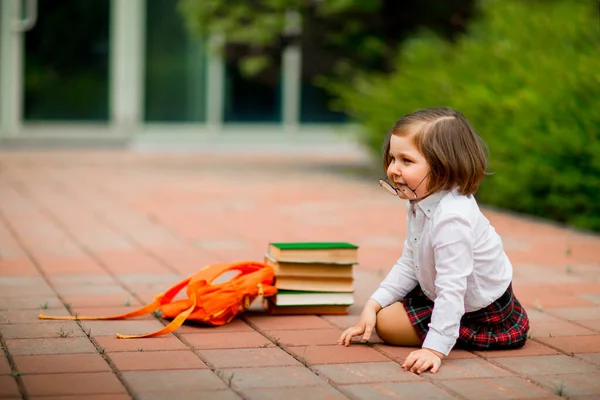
[39,261,277,338]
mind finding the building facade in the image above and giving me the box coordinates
[0,0,359,151]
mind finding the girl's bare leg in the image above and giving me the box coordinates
[376,302,422,346]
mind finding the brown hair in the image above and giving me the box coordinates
[382,107,488,196]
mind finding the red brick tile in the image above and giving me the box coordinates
[0,375,20,398]
[0,259,38,276]
[0,297,62,311]
[242,386,347,400]
[578,319,600,332]
[438,376,556,399]
[198,348,300,369]
[518,292,595,309]
[530,373,600,398]
[493,355,598,375]
[536,335,600,354]
[94,335,187,353]
[108,350,208,371]
[264,329,342,347]
[547,307,600,322]
[60,294,142,308]
[0,355,11,375]
[286,345,389,366]
[37,256,105,275]
[176,318,253,333]
[1,308,70,324]
[313,361,420,384]
[243,315,335,331]
[225,365,326,388]
[48,274,117,286]
[12,354,110,374]
[29,396,131,400]
[339,381,454,399]
[576,353,600,366]
[373,344,476,361]
[136,390,241,400]
[121,370,226,394]
[79,320,166,337]
[473,340,559,358]
[0,322,85,339]
[529,321,596,338]
[427,358,512,380]
[181,331,268,349]
[5,337,97,356]
[21,372,127,397]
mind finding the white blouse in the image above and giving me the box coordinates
[370,188,512,356]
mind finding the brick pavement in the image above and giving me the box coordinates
[0,150,599,399]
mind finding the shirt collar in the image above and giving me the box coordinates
[410,190,449,218]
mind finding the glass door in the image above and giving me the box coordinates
[23,0,110,121]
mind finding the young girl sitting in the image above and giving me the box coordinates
[338,107,529,374]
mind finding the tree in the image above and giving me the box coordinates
[177,0,474,85]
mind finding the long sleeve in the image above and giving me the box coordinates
[370,238,419,308]
[422,213,474,356]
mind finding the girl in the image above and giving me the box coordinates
[338,107,529,374]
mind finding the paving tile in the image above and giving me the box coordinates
[373,344,476,361]
[576,352,600,366]
[108,350,208,371]
[176,318,253,333]
[78,320,166,337]
[426,358,512,380]
[0,375,20,398]
[286,345,390,366]
[0,348,11,375]
[244,315,335,331]
[0,297,62,310]
[437,377,558,399]
[578,319,600,332]
[136,390,241,400]
[0,322,85,339]
[265,329,342,347]
[4,337,97,356]
[12,354,110,374]
[0,259,38,276]
[1,308,70,324]
[530,373,600,398]
[492,355,599,375]
[547,307,600,322]
[242,386,347,400]
[225,365,325,389]
[528,321,597,338]
[29,396,131,400]
[181,331,269,349]
[121,369,227,393]
[339,381,458,399]
[94,335,187,353]
[21,372,127,397]
[313,361,420,384]
[198,348,300,369]
[535,334,600,354]
[60,294,143,308]
[473,340,559,358]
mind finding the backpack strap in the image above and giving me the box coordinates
[38,276,191,322]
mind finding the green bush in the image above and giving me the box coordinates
[326,0,600,231]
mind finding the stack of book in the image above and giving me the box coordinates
[262,242,358,315]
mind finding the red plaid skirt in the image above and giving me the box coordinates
[402,284,529,350]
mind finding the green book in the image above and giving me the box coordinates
[267,242,359,264]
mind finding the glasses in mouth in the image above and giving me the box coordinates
[378,179,417,200]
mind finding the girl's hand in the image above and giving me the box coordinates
[402,348,444,374]
[338,300,381,346]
